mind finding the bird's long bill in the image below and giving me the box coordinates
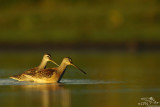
[71,64,86,74]
[50,60,59,66]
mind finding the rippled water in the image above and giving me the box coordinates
[0,79,122,85]
[0,51,160,107]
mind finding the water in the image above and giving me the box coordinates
[0,79,121,85]
[0,51,160,107]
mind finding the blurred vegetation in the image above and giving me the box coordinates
[0,0,160,44]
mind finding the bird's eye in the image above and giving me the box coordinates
[47,55,51,58]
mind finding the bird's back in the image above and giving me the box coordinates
[10,67,38,81]
[23,68,58,83]
[34,68,58,78]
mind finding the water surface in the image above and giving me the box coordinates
[0,51,160,107]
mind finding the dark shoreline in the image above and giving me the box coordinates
[0,41,160,52]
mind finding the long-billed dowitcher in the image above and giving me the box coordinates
[13,57,86,83]
[10,53,59,81]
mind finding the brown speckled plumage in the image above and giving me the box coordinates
[10,54,59,82]
[10,57,86,83]
[33,68,58,78]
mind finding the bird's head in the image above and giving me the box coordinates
[63,57,86,74]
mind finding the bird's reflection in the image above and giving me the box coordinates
[21,83,70,107]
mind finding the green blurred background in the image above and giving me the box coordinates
[0,0,160,51]
[0,1,160,107]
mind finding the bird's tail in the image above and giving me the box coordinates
[10,74,22,81]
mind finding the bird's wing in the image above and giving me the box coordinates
[36,68,58,78]
[10,67,38,79]
[23,67,38,75]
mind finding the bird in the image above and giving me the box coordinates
[10,53,59,81]
[11,57,86,83]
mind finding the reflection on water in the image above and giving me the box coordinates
[21,84,70,107]
[0,83,71,107]
[0,79,160,107]
[0,52,160,107]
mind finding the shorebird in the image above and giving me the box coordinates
[10,53,59,81]
[12,57,86,83]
